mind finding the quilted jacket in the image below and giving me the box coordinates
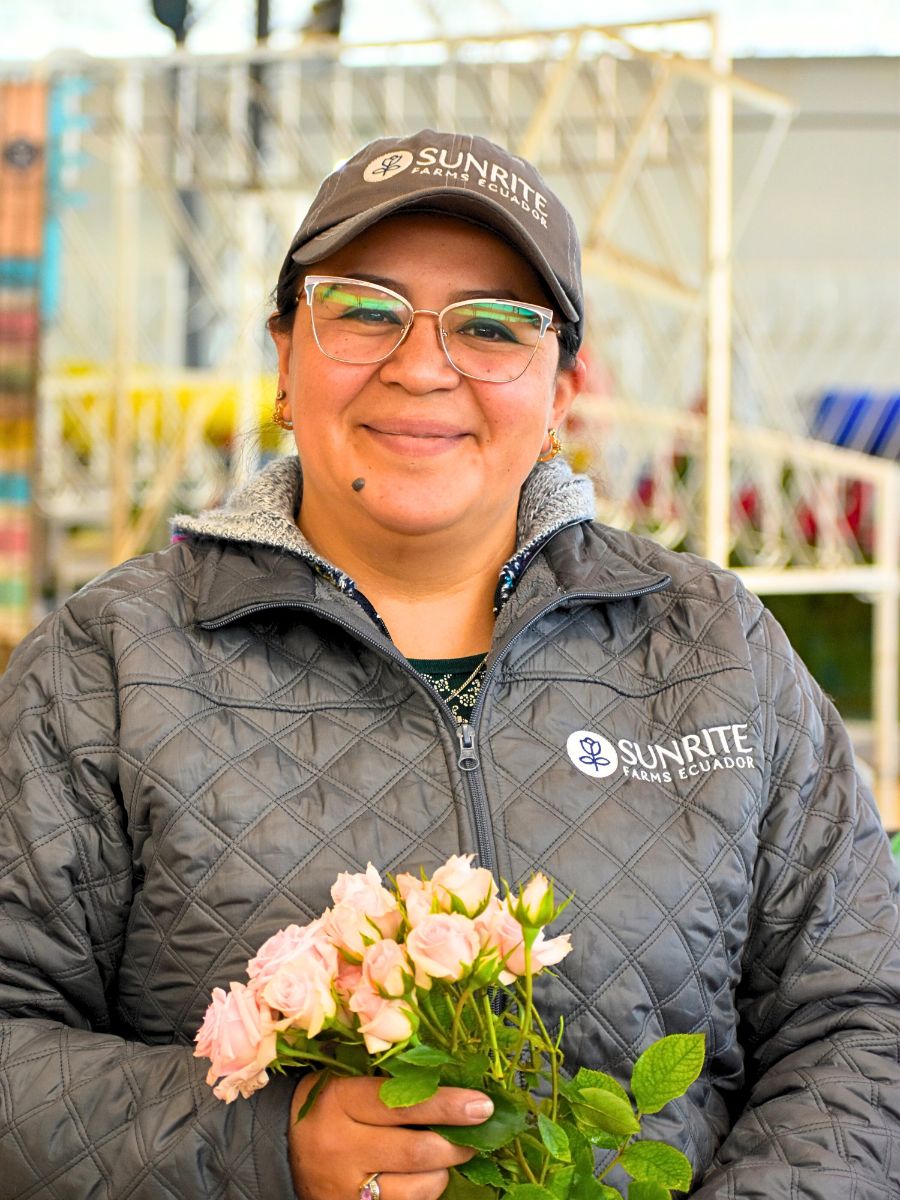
[1,456,898,1200]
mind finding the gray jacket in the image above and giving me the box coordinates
[1,457,898,1199]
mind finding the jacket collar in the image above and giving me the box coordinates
[174,455,668,626]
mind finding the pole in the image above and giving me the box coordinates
[110,68,140,564]
[704,14,733,566]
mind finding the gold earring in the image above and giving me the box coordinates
[537,428,562,463]
[274,389,293,430]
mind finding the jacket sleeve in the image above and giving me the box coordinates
[0,604,297,1199]
[692,604,900,1199]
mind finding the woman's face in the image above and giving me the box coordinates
[271,213,583,544]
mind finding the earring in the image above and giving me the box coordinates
[537,428,562,463]
[274,389,293,430]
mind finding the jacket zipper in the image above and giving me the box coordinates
[451,581,669,878]
[201,579,668,883]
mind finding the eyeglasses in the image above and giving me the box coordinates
[302,275,558,384]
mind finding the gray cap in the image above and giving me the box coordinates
[280,129,584,345]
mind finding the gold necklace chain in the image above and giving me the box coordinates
[441,655,487,705]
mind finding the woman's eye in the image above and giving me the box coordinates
[344,305,402,326]
[462,319,519,343]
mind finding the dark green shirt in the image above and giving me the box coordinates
[408,652,487,725]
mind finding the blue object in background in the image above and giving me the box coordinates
[0,259,39,286]
[812,391,900,462]
[43,74,93,323]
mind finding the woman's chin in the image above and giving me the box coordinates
[358,497,472,539]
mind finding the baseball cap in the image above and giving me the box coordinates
[280,129,584,345]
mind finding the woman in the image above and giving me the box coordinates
[0,130,898,1200]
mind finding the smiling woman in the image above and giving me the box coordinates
[0,128,899,1200]
[266,212,581,657]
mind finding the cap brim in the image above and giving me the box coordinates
[290,187,580,324]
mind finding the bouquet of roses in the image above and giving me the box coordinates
[195,856,704,1200]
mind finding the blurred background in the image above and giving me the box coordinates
[0,1,898,831]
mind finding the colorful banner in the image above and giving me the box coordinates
[1,80,46,650]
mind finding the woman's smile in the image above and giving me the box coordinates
[360,417,471,457]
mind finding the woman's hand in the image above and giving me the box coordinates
[288,1073,494,1200]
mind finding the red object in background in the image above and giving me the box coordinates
[0,523,29,555]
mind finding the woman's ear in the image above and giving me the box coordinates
[551,352,587,427]
[268,319,293,395]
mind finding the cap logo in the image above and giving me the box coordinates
[363,150,414,182]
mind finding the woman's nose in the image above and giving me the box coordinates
[377,311,460,393]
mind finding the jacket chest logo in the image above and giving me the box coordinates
[566,723,755,784]
[566,731,620,778]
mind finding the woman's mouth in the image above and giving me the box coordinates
[361,422,469,456]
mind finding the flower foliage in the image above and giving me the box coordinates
[195,856,705,1200]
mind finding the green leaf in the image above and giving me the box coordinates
[276,1029,311,1054]
[568,1135,621,1200]
[537,1113,571,1162]
[494,1023,522,1051]
[540,1113,573,1161]
[442,1166,498,1200]
[440,1051,492,1090]
[293,1069,330,1122]
[548,1164,576,1200]
[395,1044,457,1068]
[619,1143,692,1192]
[627,1184,671,1200]
[580,1128,624,1151]
[567,1068,631,1107]
[379,1066,440,1108]
[432,1087,528,1151]
[569,1184,622,1200]
[568,1127,597,1176]
[571,1088,641,1138]
[506,1186,557,1200]
[424,989,455,1026]
[333,1041,371,1073]
[457,1156,507,1188]
[630,1035,705,1115]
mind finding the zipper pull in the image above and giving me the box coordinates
[457,722,479,772]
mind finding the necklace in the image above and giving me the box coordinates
[415,653,488,724]
[443,655,487,705]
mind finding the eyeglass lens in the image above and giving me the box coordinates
[308,279,547,383]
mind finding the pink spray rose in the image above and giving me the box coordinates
[194,982,277,1103]
[334,958,364,1026]
[395,872,438,928]
[260,959,337,1037]
[349,982,416,1054]
[326,864,403,957]
[476,900,572,985]
[514,872,557,928]
[361,938,412,999]
[431,853,496,916]
[406,912,481,986]
[510,928,571,977]
[247,918,338,991]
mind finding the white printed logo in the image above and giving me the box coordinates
[363,150,414,182]
[566,730,619,779]
[567,723,756,786]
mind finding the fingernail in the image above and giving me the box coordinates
[465,1098,494,1120]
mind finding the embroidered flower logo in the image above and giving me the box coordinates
[566,730,619,779]
[363,150,414,182]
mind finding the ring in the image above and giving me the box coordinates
[359,1173,381,1200]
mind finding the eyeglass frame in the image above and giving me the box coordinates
[300,274,560,384]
